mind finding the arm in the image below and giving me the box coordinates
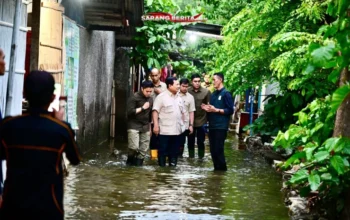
[152,110,160,135]
[127,96,137,117]
[215,92,234,115]
[64,124,81,166]
[206,90,211,104]
[127,95,149,116]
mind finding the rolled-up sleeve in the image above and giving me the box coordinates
[152,95,163,112]
[223,92,234,115]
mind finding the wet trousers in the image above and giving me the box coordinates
[127,129,150,159]
[158,135,180,167]
[208,129,228,171]
[188,126,206,158]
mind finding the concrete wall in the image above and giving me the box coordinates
[76,28,115,153]
[114,47,131,140]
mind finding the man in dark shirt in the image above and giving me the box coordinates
[202,73,234,171]
[126,81,154,166]
[0,70,81,219]
[188,74,211,158]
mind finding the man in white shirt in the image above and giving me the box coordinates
[152,77,184,166]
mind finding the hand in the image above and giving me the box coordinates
[142,102,150,110]
[53,107,65,120]
[189,126,193,134]
[201,103,210,111]
[202,104,216,112]
[207,105,218,113]
[153,125,160,136]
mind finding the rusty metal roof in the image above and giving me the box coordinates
[83,0,143,30]
[61,0,143,31]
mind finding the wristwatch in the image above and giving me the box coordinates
[141,107,144,111]
[189,124,193,127]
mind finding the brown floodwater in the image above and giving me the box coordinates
[64,134,289,219]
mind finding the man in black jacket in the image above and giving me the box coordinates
[126,81,154,166]
[0,70,81,219]
[202,73,234,171]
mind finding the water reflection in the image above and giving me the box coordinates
[65,135,289,219]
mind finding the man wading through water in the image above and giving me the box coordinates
[126,81,154,166]
[0,71,81,219]
[202,73,234,171]
[188,74,211,158]
[149,68,167,157]
[178,78,195,157]
[152,77,185,166]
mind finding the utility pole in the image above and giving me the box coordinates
[5,0,22,116]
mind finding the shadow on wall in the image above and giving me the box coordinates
[76,29,115,153]
[114,47,131,141]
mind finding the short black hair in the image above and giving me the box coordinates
[24,70,55,107]
[165,77,177,88]
[180,78,189,85]
[191,74,201,81]
[214,72,224,82]
[141,80,154,89]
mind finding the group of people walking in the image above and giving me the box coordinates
[126,68,234,171]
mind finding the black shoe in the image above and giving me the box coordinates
[135,158,144,166]
[126,155,135,165]
[188,149,195,158]
[214,164,227,171]
[158,156,166,167]
[169,157,178,167]
[198,149,205,159]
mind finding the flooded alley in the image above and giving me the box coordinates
[64,135,289,219]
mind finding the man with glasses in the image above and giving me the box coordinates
[188,74,211,159]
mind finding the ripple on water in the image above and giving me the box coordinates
[65,135,289,220]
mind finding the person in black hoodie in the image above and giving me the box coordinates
[126,81,154,166]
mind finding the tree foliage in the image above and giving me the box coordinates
[130,0,200,72]
[195,0,349,213]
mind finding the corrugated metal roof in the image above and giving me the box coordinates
[83,0,143,29]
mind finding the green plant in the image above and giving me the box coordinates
[130,0,204,71]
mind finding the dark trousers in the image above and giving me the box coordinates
[150,124,160,150]
[178,130,189,157]
[208,129,228,171]
[188,126,206,158]
[158,135,180,167]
